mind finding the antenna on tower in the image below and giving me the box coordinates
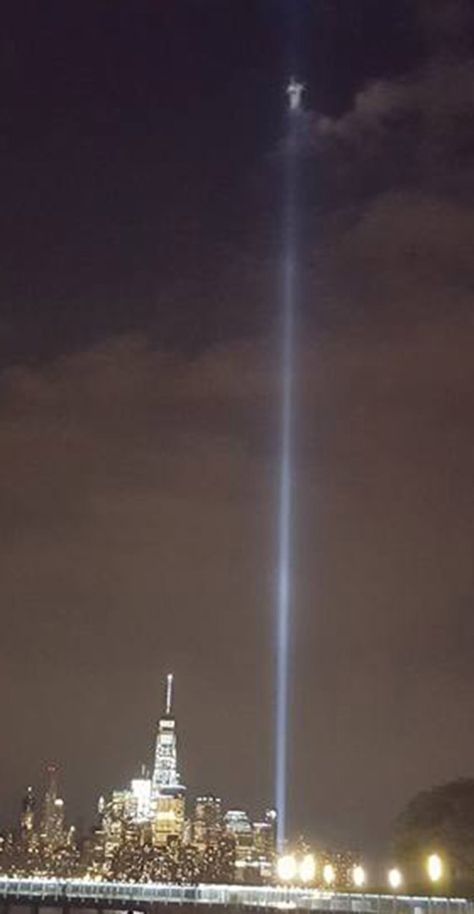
[165,673,174,716]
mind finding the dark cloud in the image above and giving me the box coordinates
[318,190,474,328]
[316,60,474,141]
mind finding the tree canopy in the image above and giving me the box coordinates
[393,779,474,893]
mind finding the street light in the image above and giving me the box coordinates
[277,853,297,883]
[388,867,403,891]
[323,863,336,887]
[427,853,443,884]
[299,854,316,884]
[353,865,366,889]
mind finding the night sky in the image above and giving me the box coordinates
[1,0,474,854]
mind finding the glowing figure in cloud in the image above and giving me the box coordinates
[286,76,305,112]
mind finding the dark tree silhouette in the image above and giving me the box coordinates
[393,779,474,895]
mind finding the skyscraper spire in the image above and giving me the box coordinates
[166,673,173,716]
[151,674,184,802]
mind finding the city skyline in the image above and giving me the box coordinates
[1,673,281,886]
[5,675,276,840]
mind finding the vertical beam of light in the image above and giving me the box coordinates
[275,106,299,851]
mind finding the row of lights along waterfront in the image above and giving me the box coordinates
[276,853,444,891]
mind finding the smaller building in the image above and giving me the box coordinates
[131,775,152,823]
[253,809,277,880]
[224,809,254,881]
[153,786,186,846]
[193,796,223,850]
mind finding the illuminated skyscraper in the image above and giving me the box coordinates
[151,674,186,845]
[151,674,184,798]
[41,764,65,850]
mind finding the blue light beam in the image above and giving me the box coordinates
[275,105,300,851]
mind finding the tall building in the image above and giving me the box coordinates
[151,674,186,846]
[20,786,35,840]
[193,796,222,850]
[151,674,184,798]
[102,793,128,861]
[41,764,65,850]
